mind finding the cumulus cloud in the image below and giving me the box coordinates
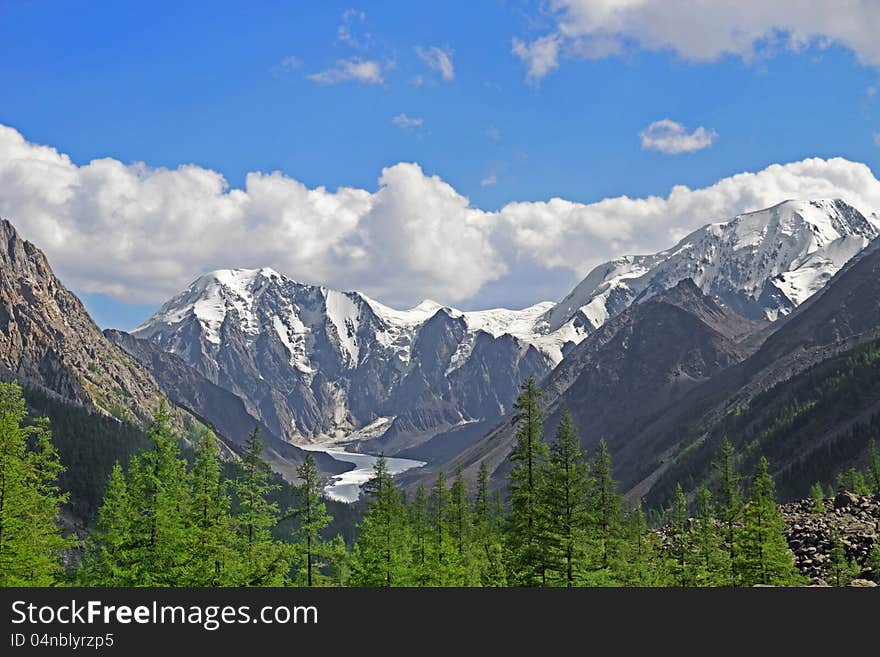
[306,57,384,85]
[1,124,880,310]
[481,174,498,187]
[416,46,455,82]
[515,0,880,81]
[392,113,424,130]
[512,34,561,84]
[640,119,718,154]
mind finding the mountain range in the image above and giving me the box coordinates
[3,195,880,508]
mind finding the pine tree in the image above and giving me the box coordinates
[541,409,591,587]
[667,483,693,586]
[472,462,505,586]
[292,452,332,586]
[809,482,826,515]
[185,430,238,585]
[589,438,622,575]
[505,376,548,586]
[351,456,412,586]
[231,427,288,586]
[735,457,802,586]
[712,438,742,586]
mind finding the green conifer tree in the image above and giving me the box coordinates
[809,482,826,515]
[0,383,72,586]
[186,430,238,585]
[541,409,591,587]
[505,376,549,586]
[231,427,288,585]
[691,485,727,586]
[668,483,693,586]
[472,462,505,586]
[351,456,412,586]
[589,438,622,575]
[868,440,880,496]
[448,467,476,584]
[712,438,742,586]
[735,457,802,586]
[409,484,430,586]
[292,453,332,586]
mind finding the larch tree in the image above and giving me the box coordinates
[588,438,622,576]
[292,452,332,587]
[541,409,591,587]
[505,375,548,586]
[186,429,238,586]
[472,462,505,586]
[231,427,289,586]
[0,383,72,586]
[712,438,742,586]
[409,484,430,586]
[351,456,412,587]
[735,457,802,586]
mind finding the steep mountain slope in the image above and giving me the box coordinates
[621,237,880,506]
[0,218,172,425]
[542,199,878,337]
[402,279,762,490]
[104,329,345,479]
[133,268,551,446]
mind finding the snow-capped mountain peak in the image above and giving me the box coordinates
[543,198,878,333]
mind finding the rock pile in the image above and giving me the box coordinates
[781,492,879,586]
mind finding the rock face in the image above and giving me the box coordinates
[781,493,880,585]
[0,218,168,425]
[627,237,880,507]
[104,329,344,480]
[404,279,761,490]
[132,268,551,447]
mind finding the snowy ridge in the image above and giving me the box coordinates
[132,198,878,443]
[542,199,879,332]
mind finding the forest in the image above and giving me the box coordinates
[1,378,879,588]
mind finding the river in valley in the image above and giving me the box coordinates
[301,444,426,503]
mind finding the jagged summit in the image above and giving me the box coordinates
[132,198,878,445]
[542,198,879,336]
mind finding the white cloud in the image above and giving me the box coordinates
[392,113,424,130]
[306,57,384,85]
[874,132,880,146]
[337,8,369,49]
[481,174,498,187]
[512,34,561,84]
[416,46,455,82]
[514,1,880,81]
[485,126,501,141]
[2,124,880,310]
[640,119,718,154]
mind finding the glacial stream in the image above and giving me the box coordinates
[301,444,426,503]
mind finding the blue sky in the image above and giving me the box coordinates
[1,1,879,329]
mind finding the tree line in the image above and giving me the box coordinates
[2,378,878,587]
